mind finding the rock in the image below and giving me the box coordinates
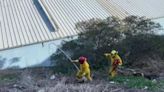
[109,81,115,84]
[82,77,87,82]
[13,84,26,90]
[144,74,159,80]
[50,75,56,80]
[38,89,45,92]
[143,86,148,90]
[158,77,164,81]
[159,72,164,77]
[152,79,157,83]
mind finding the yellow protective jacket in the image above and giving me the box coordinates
[107,54,123,66]
[106,54,123,78]
[76,61,92,81]
[80,61,90,72]
[111,54,122,66]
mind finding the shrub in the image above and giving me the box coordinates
[51,16,164,74]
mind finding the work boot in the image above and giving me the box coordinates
[76,78,85,83]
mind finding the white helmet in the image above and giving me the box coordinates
[111,50,118,55]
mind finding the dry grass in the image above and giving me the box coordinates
[0,68,159,92]
[38,78,124,92]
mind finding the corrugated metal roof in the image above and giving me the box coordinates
[98,0,164,19]
[96,0,128,19]
[39,0,110,36]
[1,0,164,51]
[0,0,110,51]
[0,0,56,50]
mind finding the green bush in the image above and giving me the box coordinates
[51,16,164,74]
[117,34,164,67]
[112,75,158,91]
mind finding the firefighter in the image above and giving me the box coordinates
[72,56,92,82]
[104,50,123,78]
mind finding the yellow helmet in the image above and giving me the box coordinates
[111,50,118,55]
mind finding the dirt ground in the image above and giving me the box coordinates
[0,67,162,92]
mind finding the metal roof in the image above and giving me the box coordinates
[98,0,164,19]
[0,0,110,51]
[1,0,164,51]
[39,0,110,37]
[0,0,55,50]
[97,0,128,19]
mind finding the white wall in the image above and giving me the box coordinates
[154,18,164,35]
[0,18,163,70]
[0,38,74,69]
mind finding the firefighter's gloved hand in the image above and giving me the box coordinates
[104,53,110,56]
[72,60,78,63]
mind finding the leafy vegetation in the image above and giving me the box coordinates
[50,16,164,92]
[111,75,164,92]
[51,16,164,75]
[112,76,157,90]
[0,74,18,84]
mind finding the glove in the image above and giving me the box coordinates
[72,60,79,63]
[104,53,110,56]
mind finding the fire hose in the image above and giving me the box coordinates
[48,43,80,71]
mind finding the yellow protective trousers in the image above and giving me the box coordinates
[109,55,122,78]
[76,70,92,81]
[76,62,92,81]
[109,66,117,78]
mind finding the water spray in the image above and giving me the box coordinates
[48,43,80,71]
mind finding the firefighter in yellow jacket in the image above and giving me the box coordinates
[104,50,123,78]
[72,56,92,81]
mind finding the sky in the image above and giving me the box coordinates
[0,18,164,69]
